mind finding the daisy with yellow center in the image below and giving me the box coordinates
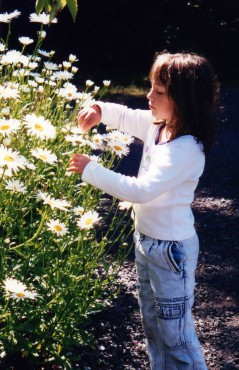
[122,133,134,145]
[73,206,85,216]
[2,277,38,301]
[92,134,103,146]
[77,210,100,230]
[31,147,58,164]
[107,130,125,142]
[108,141,129,158]
[23,113,56,140]
[0,118,21,136]
[0,144,27,173]
[46,219,69,236]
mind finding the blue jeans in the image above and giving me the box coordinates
[134,231,208,370]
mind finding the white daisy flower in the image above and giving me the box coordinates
[51,71,73,80]
[63,61,71,69]
[19,36,34,45]
[12,290,38,301]
[25,160,36,171]
[44,61,58,70]
[0,118,21,136]
[37,49,52,58]
[118,201,133,210]
[23,114,56,140]
[70,126,85,135]
[73,206,84,216]
[35,77,45,84]
[37,191,71,211]
[0,42,6,52]
[108,141,129,158]
[77,210,100,230]
[3,277,38,301]
[86,79,94,87]
[5,179,27,193]
[0,84,20,100]
[71,66,78,74]
[103,80,111,87]
[3,278,27,293]
[31,147,58,164]
[0,166,13,177]
[29,12,57,25]
[13,69,30,77]
[0,145,27,173]
[28,61,38,70]
[92,134,103,146]
[122,133,135,145]
[0,50,29,66]
[94,86,100,94]
[107,130,125,143]
[0,10,21,23]
[69,54,78,62]
[46,219,68,236]
[29,72,41,79]
[28,80,38,88]
[58,83,78,101]
[65,134,85,146]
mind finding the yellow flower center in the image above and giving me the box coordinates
[114,145,122,151]
[4,155,14,162]
[35,123,44,132]
[40,154,47,161]
[1,125,10,130]
[54,225,63,232]
[16,292,26,298]
[86,218,93,226]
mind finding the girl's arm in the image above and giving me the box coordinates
[69,141,204,204]
[78,102,152,142]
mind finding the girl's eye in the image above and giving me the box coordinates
[157,91,164,95]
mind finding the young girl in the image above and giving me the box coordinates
[68,52,219,370]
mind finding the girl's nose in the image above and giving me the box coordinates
[147,89,153,100]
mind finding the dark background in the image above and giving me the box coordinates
[0,0,239,87]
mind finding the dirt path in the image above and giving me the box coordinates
[78,89,239,370]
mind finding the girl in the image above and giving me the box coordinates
[68,52,220,369]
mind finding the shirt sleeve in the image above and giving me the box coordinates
[82,142,204,204]
[96,102,152,142]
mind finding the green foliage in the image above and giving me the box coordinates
[35,0,78,22]
[0,11,133,368]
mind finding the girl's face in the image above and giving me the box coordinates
[147,79,174,123]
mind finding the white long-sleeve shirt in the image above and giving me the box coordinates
[82,102,205,241]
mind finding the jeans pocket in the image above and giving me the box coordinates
[165,242,187,273]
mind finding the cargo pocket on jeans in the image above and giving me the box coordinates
[155,296,186,348]
[165,241,186,274]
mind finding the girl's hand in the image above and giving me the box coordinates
[68,154,91,174]
[77,105,101,133]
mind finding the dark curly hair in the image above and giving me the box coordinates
[149,52,220,154]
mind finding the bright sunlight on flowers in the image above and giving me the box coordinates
[0,9,133,368]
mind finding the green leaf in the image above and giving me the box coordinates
[36,0,47,14]
[67,0,78,22]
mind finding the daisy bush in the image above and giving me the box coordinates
[0,10,134,369]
